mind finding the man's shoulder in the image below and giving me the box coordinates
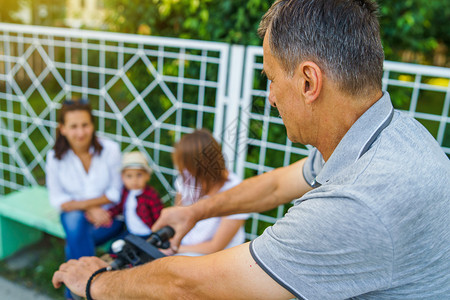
[371,110,449,175]
[385,110,443,151]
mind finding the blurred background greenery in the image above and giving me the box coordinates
[0,0,448,66]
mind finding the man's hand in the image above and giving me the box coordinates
[52,257,108,297]
[151,206,198,249]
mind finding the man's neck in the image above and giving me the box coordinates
[314,90,383,161]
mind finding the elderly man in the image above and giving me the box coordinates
[52,0,450,299]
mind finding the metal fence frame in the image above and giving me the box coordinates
[1,23,449,241]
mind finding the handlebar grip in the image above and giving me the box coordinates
[147,226,175,248]
[156,226,175,241]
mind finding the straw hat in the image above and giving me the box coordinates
[121,151,152,175]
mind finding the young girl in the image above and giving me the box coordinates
[171,129,249,256]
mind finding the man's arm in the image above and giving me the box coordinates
[178,218,245,254]
[52,243,294,299]
[153,157,312,247]
[201,157,310,216]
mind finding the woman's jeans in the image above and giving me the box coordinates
[60,210,124,259]
[60,210,124,298]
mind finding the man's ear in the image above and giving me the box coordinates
[297,61,322,104]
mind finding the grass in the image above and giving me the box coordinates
[0,234,66,299]
[0,233,115,299]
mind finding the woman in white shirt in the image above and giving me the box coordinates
[170,129,249,256]
[45,100,124,298]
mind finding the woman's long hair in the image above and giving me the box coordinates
[53,100,103,160]
[173,129,227,197]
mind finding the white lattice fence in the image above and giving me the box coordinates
[0,23,230,204]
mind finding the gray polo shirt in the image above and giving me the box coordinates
[250,92,450,299]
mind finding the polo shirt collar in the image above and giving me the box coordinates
[314,92,394,186]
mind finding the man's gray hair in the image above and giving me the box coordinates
[259,0,384,97]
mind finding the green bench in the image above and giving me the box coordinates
[0,185,65,259]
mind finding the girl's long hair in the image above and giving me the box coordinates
[173,129,227,197]
[53,100,103,160]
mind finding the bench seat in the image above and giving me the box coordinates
[0,185,64,259]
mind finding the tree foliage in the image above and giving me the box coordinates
[378,0,450,63]
[104,0,449,65]
[105,0,270,45]
[0,0,22,22]
[0,0,66,25]
[2,1,448,64]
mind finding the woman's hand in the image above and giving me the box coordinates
[158,246,178,256]
[61,200,84,212]
[85,207,112,228]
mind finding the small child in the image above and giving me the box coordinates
[90,151,163,238]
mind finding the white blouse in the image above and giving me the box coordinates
[175,171,249,248]
[46,138,122,211]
